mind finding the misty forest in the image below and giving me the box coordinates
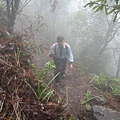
[0,0,120,120]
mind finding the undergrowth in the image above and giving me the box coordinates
[91,74,120,97]
[26,59,57,101]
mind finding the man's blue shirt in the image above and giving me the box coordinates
[49,43,74,63]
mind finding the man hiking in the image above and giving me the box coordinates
[49,36,74,86]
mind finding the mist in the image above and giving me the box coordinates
[1,0,120,119]
[14,0,120,76]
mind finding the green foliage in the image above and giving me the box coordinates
[24,60,57,101]
[24,79,39,100]
[43,60,56,81]
[84,0,107,12]
[23,40,41,54]
[85,0,120,21]
[84,90,92,101]
[38,73,59,101]
[91,74,120,97]
[90,74,109,88]
[109,78,120,96]
[44,60,56,73]
[24,75,57,101]
[82,90,92,104]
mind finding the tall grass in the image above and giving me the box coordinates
[24,60,58,101]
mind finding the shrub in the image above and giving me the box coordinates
[91,74,120,97]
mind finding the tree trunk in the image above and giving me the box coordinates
[6,0,20,33]
[116,54,120,77]
[6,0,11,28]
[97,14,115,56]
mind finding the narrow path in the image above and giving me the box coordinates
[33,48,120,119]
[55,67,90,114]
[32,47,88,117]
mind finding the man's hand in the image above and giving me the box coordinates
[69,63,73,70]
[49,50,54,57]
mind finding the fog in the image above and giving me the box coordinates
[15,0,120,76]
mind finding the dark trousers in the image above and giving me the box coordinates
[54,57,67,83]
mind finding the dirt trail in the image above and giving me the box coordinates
[33,49,97,118]
[53,67,90,114]
[33,46,120,118]
[33,50,92,115]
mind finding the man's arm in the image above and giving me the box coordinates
[66,44,74,69]
[67,44,74,63]
[49,44,55,57]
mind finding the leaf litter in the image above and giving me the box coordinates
[0,33,69,120]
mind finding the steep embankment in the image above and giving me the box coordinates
[0,34,69,120]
